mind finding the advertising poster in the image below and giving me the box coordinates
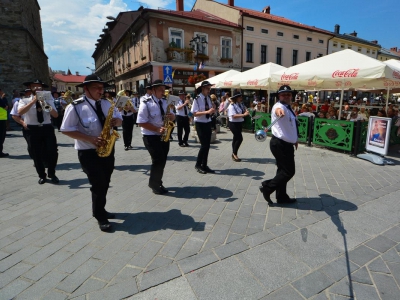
[366,116,392,156]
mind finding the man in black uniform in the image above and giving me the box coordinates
[175,90,190,147]
[119,90,135,150]
[61,74,122,231]
[260,85,298,205]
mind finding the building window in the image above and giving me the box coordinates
[75,86,79,92]
[348,45,352,49]
[306,51,311,61]
[293,34,299,39]
[341,43,345,49]
[261,28,268,34]
[246,43,253,62]
[367,49,370,53]
[317,53,323,58]
[277,32,284,37]
[68,86,71,91]
[307,37,312,41]
[358,47,362,52]
[319,39,324,44]
[276,47,282,65]
[168,28,184,48]
[246,26,254,31]
[372,50,376,55]
[194,32,209,55]
[140,32,145,58]
[292,49,298,66]
[221,37,232,59]
[261,45,267,64]
[333,42,338,47]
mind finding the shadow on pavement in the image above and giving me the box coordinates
[168,155,197,162]
[7,154,31,160]
[218,168,264,180]
[57,143,74,147]
[57,162,82,170]
[274,193,357,298]
[242,157,275,164]
[114,165,150,173]
[57,178,89,189]
[111,209,206,234]
[166,186,235,201]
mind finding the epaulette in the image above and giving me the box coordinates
[72,98,84,105]
[142,96,151,102]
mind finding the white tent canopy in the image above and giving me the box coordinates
[214,62,286,90]
[195,70,241,88]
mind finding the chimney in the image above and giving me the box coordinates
[228,0,234,6]
[76,71,79,76]
[349,30,357,37]
[390,47,398,52]
[176,0,183,11]
[262,6,270,14]
[371,40,378,44]
[334,24,340,34]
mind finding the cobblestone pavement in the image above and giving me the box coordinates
[0,125,399,299]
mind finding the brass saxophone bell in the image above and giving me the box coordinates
[255,130,267,142]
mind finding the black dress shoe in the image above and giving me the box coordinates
[0,152,9,158]
[50,176,59,183]
[179,143,185,147]
[259,186,274,206]
[277,198,297,204]
[184,142,189,147]
[38,177,46,184]
[261,179,271,187]
[202,166,215,173]
[92,211,116,219]
[232,154,241,162]
[98,220,112,232]
[160,185,169,193]
[128,145,133,149]
[195,165,207,174]
[148,184,166,194]
[124,146,129,151]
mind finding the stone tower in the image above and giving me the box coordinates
[0,0,49,95]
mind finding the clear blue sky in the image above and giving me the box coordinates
[39,0,399,76]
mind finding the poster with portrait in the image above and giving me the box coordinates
[366,116,392,156]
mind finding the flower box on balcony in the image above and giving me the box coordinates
[195,54,209,61]
[127,62,131,68]
[220,58,233,63]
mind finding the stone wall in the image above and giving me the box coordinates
[0,0,49,98]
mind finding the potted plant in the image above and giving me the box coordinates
[220,58,233,63]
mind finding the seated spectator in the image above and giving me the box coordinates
[292,102,300,115]
[317,111,326,118]
[387,108,398,122]
[327,109,337,120]
[299,107,315,118]
[358,106,368,121]
[377,109,387,117]
[348,111,361,122]
[320,100,329,112]
[347,107,359,120]
[255,102,262,112]
[341,105,351,120]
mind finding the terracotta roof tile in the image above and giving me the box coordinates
[54,74,87,83]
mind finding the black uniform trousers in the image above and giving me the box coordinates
[0,120,6,153]
[21,127,33,159]
[26,124,58,178]
[195,121,212,167]
[78,148,115,221]
[133,113,138,125]
[53,110,64,131]
[176,115,190,144]
[122,115,134,146]
[263,135,295,200]
[229,121,243,155]
[143,135,170,188]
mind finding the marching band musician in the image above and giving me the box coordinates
[175,90,190,147]
[137,79,175,195]
[191,81,216,174]
[259,85,298,206]
[132,91,140,127]
[227,92,249,162]
[61,74,122,232]
[119,90,136,150]
[17,79,59,184]
[52,91,67,132]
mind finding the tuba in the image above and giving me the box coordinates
[96,100,120,157]
[161,103,175,142]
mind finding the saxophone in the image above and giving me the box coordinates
[63,90,73,106]
[161,103,175,142]
[96,100,120,157]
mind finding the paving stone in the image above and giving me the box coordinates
[70,278,107,298]
[87,278,139,300]
[367,257,391,274]
[214,239,249,260]
[382,225,400,242]
[159,234,188,258]
[128,277,197,300]
[387,261,400,287]
[186,256,266,300]
[261,285,304,300]
[110,266,142,285]
[229,216,250,235]
[57,246,99,274]
[0,245,40,272]
[237,241,310,293]
[178,250,219,274]
[352,282,380,300]
[137,263,181,291]
[292,270,335,299]
[381,247,400,263]
[146,255,174,272]
[328,278,353,297]
[94,250,136,281]
[128,240,163,268]
[319,255,359,282]
[23,238,69,265]
[202,223,230,249]
[351,266,373,285]
[365,235,397,254]
[0,262,33,289]
[243,230,275,248]
[371,272,400,300]
[40,290,68,300]
[225,232,244,244]
[348,245,380,266]
[310,292,329,300]
[269,222,297,237]
[266,209,282,225]
[0,278,32,300]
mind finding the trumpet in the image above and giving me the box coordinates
[123,99,134,112]
[62,90,73,106]
[36,91,53,113]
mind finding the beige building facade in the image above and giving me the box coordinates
[378,47,400,61]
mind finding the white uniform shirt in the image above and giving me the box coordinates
[18,95,56,125]
[191,93,211,123]
[132,97,140,111]
[140,94,150,104]
[60,96,122,150]
[271,102,298,144]
[137,95,174,136]
[175,99,189,117]
[228,103,245,122]
[10,100,21,117]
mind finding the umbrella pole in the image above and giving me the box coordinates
[338,84,345,120]
[386,87,390,112]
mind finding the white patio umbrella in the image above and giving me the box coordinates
[195,69,241,88]
[271,49,400,119]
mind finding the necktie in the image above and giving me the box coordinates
[286,104,299,137]
[183,101,188,115]
[205,98,210,119]
[95,100,106,127]
[35,101,44,123]
[158,99,165,117]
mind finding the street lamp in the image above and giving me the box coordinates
[86,67,95,74]
[189,35,207,70]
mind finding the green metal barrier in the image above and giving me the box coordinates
[254,112,271,135]
[242,115,252,130]
[389,124,400,145]
[358,121,369,152]
[297,116,309,143]
[313,118,354,151]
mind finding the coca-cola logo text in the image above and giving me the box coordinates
[223,81,232,86]
[247,79,259,86]
[393,71,400,80]
[281,73,299,81]
[307,80,317,86]
[332,69,359,78]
